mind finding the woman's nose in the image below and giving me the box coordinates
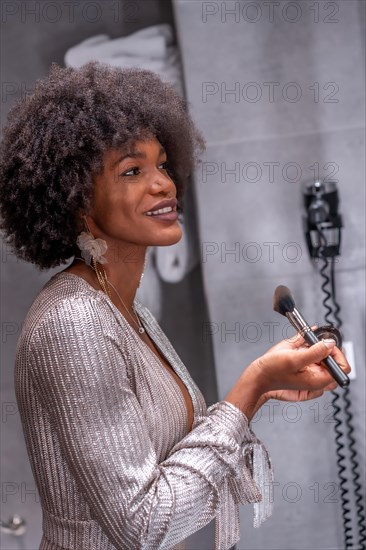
[150,168,175,193]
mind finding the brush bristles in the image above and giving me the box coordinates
[273,285,296,316]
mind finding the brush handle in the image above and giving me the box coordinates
[303,330,350,387]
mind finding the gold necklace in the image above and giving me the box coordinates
[91,256,111,298]
[74,257,145,334]
[106,278,145,334]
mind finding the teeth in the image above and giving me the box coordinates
[146,206,173,216]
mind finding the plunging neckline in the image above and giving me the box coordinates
[55,271,196,431]
[128,313,195,432]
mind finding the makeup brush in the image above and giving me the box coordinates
[273,285,349,388]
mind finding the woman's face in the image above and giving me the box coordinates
[86,137,183,252]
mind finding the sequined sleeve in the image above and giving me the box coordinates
[28,294,272,550]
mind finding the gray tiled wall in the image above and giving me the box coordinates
[173,1,365,549]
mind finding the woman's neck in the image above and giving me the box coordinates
[65,247,146,312]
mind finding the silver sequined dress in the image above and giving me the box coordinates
[15,272,273,550]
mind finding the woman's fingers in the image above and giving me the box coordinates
[292,340,336,371]
[328,346,352,373]
[323,381,338,391]
[255,337,351,394]
[291,336,351,375]
[294,341,351,391]
[304,389,324,400]
[287,332,306,349]
[288,326,318,350]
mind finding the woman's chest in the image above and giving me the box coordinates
[145,338,195,433]
[125,336,197,461]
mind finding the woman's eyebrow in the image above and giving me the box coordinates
[112,146,166,168]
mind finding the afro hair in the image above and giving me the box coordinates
[0,61,205,269]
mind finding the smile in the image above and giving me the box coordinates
[146,206,174,216]
[144,198,178,221]
[145,206,178,222]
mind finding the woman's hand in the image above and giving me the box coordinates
[224,333,351,421]
[250,332,351,403]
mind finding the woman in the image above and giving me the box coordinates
[0,62,350,550]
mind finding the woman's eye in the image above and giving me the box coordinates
[120,162,169,177]
[122,167,140,177]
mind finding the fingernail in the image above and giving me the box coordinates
[323,339,336,348]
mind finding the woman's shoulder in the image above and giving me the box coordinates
[19,271,107,345]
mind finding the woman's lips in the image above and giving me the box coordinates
[145,198,177,213]
[144,204,178,222]
[145,211,178,221]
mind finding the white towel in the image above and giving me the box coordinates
[64,24,184,96]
